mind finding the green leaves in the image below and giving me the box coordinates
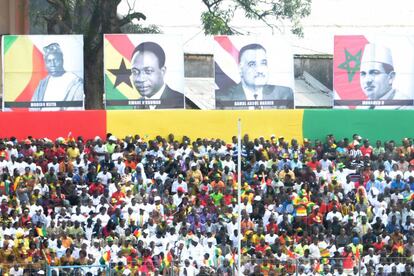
[201,0,312,37]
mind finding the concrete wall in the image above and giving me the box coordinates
[184,54,214,78]
[184,53,333,90]
[294,55,333,90]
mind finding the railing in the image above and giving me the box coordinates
[0,261,47,275]
[2,256,410,275]
[46,264,110,276]
[239,256,413,275]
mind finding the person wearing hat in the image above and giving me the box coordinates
[186,162,203,186]
[172,186,186,207]
[359,43,404,102]
[171,175,187,194]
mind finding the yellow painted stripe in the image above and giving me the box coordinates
[4,36,34,101]
[104,40,138,99]
[107,110,304,142]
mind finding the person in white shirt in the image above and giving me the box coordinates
[97,166,112,187]
[326,205,342,222]
[308,238,321,259]
[221,154,236,172]
[9,264,24,276]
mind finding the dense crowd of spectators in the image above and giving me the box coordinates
[0,133,414,275]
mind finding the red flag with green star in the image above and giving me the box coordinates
[334,35,369,108]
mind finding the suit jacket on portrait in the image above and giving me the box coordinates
[215,83,294,109]
[159,85,185,109]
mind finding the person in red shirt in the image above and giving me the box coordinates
[255,239,269,254]
[197,185,210,206]
[342,246,354,273]
[88,182,104,195]
[372,236,385,252]
[111,185,126,205]
[360,140,373,157]
[223,189,233,205]
[306,155,320,171]
[265,216,279,234]
[308,205,324,226]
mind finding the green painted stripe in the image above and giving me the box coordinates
[104,74,133,110]
[3,35,19,54]
[104,74,129,100]
[303,110,414,143]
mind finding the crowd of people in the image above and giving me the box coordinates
[0,133,414,275]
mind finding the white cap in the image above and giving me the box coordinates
[154,196,161,201]
[38,271,45,275]
[109,135,117,142]
[254,195,262,201]
[207,237,215,243]
[361,43,393,67]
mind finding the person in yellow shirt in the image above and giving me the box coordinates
[186,163,203,186]
[66,141,80,161]
[278,164,296,181]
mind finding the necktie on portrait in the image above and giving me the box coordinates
[253,94,261,110]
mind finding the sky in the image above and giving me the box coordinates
[118,0,414,54]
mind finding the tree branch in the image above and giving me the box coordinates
[119,12,146,27]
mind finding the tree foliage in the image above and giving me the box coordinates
[201,0,312,36]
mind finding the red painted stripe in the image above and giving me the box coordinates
[0,111,107,140]
[15,46,47,102]
[214,36,239,63]
[105,34,135,62]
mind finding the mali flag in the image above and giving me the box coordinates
[2,35,48,106]
[99,250,111,264]
[36,226,47,237]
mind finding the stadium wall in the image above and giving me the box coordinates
[0,111,106,140]
[0,110,412,143]
[106,110,304,142]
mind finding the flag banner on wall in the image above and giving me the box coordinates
[334,35,414,109]
[104,34,185,110]
[2,35,84,111]
[214,35,294,110]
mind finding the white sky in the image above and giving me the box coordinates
[118,0,414,54]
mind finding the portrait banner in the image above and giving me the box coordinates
[2,35,84,111]
[104,34,185,110]
[334,35,414,109]
[214,35,294,110]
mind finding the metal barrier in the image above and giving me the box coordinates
[0,261,47,275]
[240,256,414,275]
[46,264,110,276]
[1,256,409,275]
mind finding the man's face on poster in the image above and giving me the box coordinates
[239,48,268,90]
[360,61,394,99]
[131,51,165,98]
[45,52,64,77]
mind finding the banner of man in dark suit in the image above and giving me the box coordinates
[214,36,295,110]
[104,34,185,110]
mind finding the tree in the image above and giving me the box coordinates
[31,0,311,109]
[201,0,312,36]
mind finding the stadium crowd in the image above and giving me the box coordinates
[0,133,414,275]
